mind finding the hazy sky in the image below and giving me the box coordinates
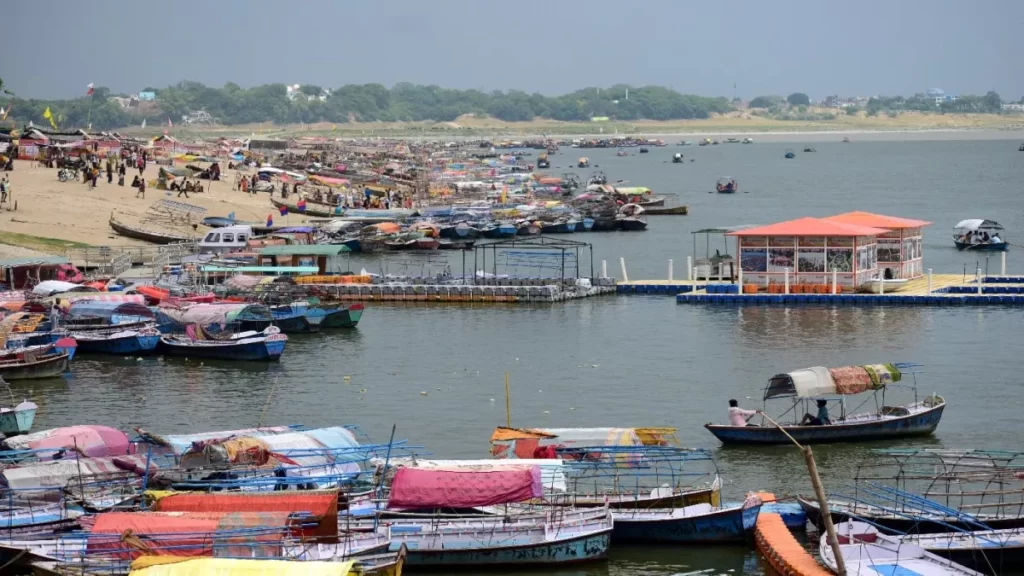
[7,0,1021,100]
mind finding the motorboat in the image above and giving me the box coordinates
[577,157,590,168]
[952,219,1008,251]
[784,149,796,158]
[616,204,648,231]
[742,138,753,144]
[672,153,684,163]
[616,149,628,157]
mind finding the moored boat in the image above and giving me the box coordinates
[0,339,77,381]
[158,326,287,361]
[0,379,37,436]
[70,326,161,355]
[896,527,1024,573]
[611,496,762,543]
[645,205,689,215]
[616,204,647,231]
[320,303,364,328]
[705,362,946,445]
[822,521,985,576]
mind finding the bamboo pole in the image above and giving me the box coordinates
[504,372,511,428]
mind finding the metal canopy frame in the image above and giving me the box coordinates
[471,235,594,285]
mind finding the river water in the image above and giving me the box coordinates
[17,138,1024,574]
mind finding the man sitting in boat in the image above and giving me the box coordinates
[800,399,832,426]
[728,399,760,426]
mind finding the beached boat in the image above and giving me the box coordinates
[821,521,984,576]
[705,362,946,445]
[611,496,762,543]
[271,198,338,218]
[108,215,192,245]
[953,219,1008,251]
[158,326,287,361]
[645,205,689,215]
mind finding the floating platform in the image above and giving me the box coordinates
[306,278,616,303]
[616,275,1024,306]
[754,512,831,576]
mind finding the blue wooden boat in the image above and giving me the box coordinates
[158,326,287,361]
[270,302,329,333]
[706,362,945,445]
[440,222,480,240]
[321,303,364,328]
[0,395,37,436]
[611,500,762,543]
[541,219,578,234]
[481,222,518,238]
[69,326,160,355]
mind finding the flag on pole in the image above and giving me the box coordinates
[86,83,95,96]
[297,198,307,213]
[167,118,173,128]
[266,214,274,228]
[278,205,288,216]
[42,107,58,130]
[141,118,146,128]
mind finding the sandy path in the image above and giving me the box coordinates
[0,160,301,247]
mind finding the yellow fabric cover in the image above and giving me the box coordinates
[130,557,353,576]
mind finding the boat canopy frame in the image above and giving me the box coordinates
[471,235,594,286]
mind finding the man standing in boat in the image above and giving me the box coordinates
[728,399,761,426]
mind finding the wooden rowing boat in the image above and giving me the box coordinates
[645,205,689,215]
[108,215,192,245]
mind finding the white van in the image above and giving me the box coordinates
[199,225,253,254]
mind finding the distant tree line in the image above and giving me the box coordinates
[2,81,734,130]
[865,91,1003,115]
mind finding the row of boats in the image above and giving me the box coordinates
[1,284,366,380]
[0,418,1018,576]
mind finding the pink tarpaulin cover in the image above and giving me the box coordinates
[829,366,873,395]
[387,466,542,509]
[3,425,133,458]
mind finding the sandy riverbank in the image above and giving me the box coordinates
[115,111,1024,141]
[0,160,311,251]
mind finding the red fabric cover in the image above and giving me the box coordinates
[387,466,542,509]
[829,366,872,395]
[154,492,338,538]
[86,511,290,559]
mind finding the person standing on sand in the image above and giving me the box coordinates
[0,175,9,204]
[119,163,126,186]
[106,158,113,184]
[136,176,146,199]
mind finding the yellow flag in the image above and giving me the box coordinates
[42,107,58,130]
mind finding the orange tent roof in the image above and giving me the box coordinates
[726,217,888,237]
[824,211,931,229]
